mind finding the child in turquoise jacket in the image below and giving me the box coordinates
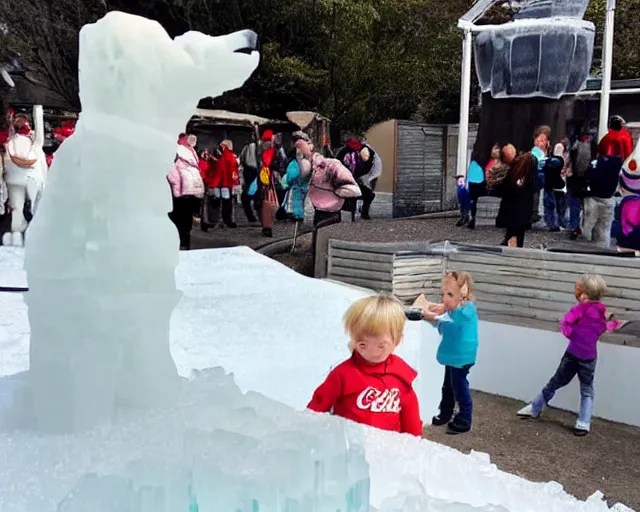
[417,271,479,435]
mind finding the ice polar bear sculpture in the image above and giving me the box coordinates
[22,11,259,434]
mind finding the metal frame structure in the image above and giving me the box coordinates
[455,0,618,177]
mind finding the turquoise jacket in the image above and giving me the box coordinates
[467,160,485,184]
[435,302,479,368]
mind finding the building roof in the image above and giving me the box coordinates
[286,111,331,131]
[0,73,76,111]
[192,108,270,127]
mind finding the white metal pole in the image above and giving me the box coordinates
[598,0,616,141]
[456,30,473,178]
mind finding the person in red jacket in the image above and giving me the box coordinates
[307,294,423,437]
[201,141,240,229]
[598,115,633,160]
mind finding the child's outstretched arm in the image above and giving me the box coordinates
[399,389,423,437]
[604,310,627,332]
[560,304,582,339]
[307,369,341,413]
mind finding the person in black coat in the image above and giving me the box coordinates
[496,152,537,248]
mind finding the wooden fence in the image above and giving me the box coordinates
[326,239,443,303]
[326,239,640,348]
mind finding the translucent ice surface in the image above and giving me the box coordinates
[54,368,372,512]
[474,20,595,98]
[21,11,259,433]
[464,0,596,98]
[0,247,636,512]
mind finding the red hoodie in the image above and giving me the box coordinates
[307,352,423,436]
[598,128,633,160]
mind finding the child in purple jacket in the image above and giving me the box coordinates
[517,274,622,436]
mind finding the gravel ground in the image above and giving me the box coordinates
[190,217,311,251]
[425,391,640,510]
[321,215,573,249]
[272,216,579,277]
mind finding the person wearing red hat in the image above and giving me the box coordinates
[336,136,382,220]
[238,129,285,236]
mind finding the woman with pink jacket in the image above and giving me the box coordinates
[167,133,205,250]
[294,137,361,227]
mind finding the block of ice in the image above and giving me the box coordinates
[474,20,595,99]
[465,0,595,99]
[52,369,372,512]
[21,12,259,433]
[513,0,591,20]
[0,367,634,512]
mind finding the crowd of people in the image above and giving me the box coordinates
[308,270,621,437]
[165,128,381,250]
[456,115,634,248]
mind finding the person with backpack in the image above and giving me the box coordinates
[530,125,552,223]
[238,133,260,224]
[583,116,627,248]
[567,133,593,240]
[542,143,568,232]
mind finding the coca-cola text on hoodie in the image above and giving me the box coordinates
[307,351,422,436]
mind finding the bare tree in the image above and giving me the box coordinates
[0,0,106,108]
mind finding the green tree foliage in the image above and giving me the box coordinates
[1,0,640,133]
[0,0,472,131]
[585,0,640,79]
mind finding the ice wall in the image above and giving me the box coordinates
[21,11,259,433]
[469,0,595,98]
[0,366,633,512]
[55,369,371,512]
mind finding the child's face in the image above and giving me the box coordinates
[575,282,589,303]
[534,134,549,151]
[442,278,463,312]
[354,333,397,364]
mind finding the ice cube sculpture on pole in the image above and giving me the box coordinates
[22,11,259,434]
[460,0,595,99]
[455,0,596,176]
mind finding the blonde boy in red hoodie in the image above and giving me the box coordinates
[308,294,423,436]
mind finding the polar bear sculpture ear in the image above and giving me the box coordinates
[173,30,260,100]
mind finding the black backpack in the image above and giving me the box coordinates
[586,156,623,198]
[543,155,565,190]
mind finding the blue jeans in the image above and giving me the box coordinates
[457,185,470,215]
[438,364,474,428]
[544,190,568,229]
[532,351,596,429]
[567,193,582,231]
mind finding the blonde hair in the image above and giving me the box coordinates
[443,271,474,301]
[344,294,406,350]
[220,139,233,151]
[578,274,607,301]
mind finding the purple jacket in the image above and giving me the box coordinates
[560,301,618,360]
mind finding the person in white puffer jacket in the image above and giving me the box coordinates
[2,106,48,247]
[167,133,204,250]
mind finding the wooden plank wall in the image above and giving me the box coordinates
[327,240,394,292]
[393,253,443,303]
[327,240,444,298]
[447,246,640,347]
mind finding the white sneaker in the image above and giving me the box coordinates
[575,420,590,432]
[1,232,11,246]
[11,232,23,247]
[517,403,540,418]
